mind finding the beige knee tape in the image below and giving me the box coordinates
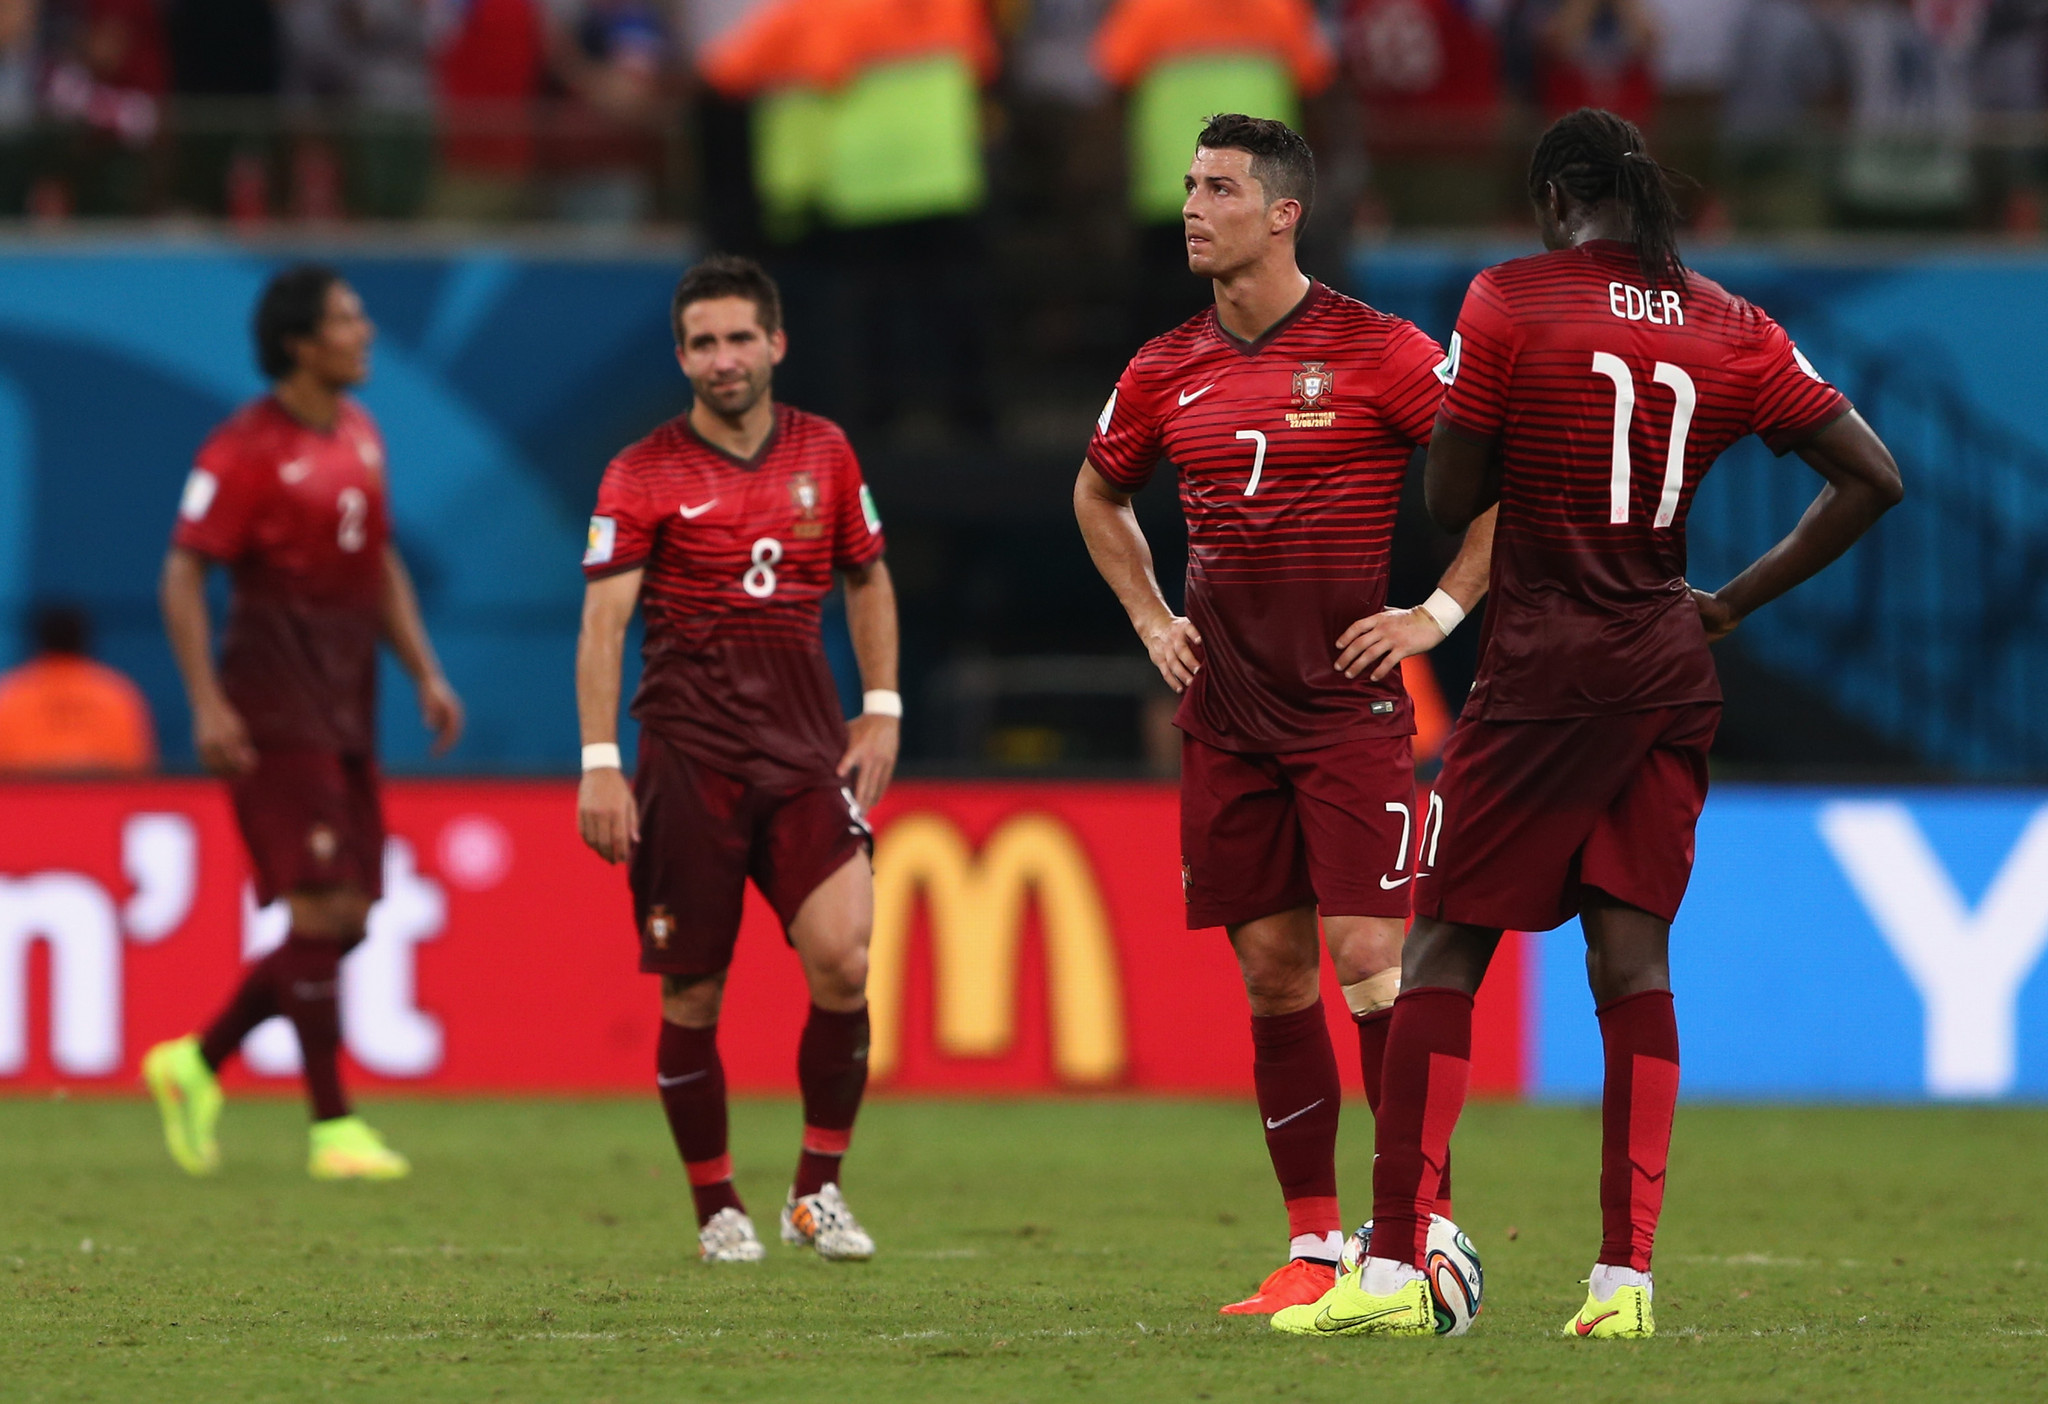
[1342,968,1401,1017]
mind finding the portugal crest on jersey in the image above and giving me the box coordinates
[790,470,824,538]
[1289,361,1336,428]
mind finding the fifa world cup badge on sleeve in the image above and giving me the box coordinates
[860,485,882,534]
[180,468,219,521]
[585,515,616,566]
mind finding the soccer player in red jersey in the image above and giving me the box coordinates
[575,256,900,1265]
[1076,114,1494,1316]
[1281,109,1904,1340]
[142,266,465,1181]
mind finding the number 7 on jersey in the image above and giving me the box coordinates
[1234,429,1268,498]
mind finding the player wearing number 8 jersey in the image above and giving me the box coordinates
[1076,114,1493,1316]
[144,266,465,1183]
[576,256,900,1266]
[1295,109,1904,1342]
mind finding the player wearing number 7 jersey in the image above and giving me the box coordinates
[1076,114,1493,1317]
[146,266,465,1183]
[575,256,900,1266]
[1293,108,1904,1343]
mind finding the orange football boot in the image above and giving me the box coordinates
[1219,1258,1337,1315]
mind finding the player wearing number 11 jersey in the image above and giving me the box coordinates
[1077,115,1492,1316]
[1287,108,1904,1342]
[576,257,900,1266]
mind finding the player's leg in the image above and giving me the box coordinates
[284,883,409,1181]
[1563,706,1714,1338]
[633,735,761,1261]
[777,847,877,1261]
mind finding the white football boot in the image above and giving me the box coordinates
[780,1182,876,1261]
[698,1206,767,1263]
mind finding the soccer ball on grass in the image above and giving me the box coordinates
[1337,1213,1484,1335]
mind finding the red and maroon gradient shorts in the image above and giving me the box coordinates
[227,749,385,906]
[1180,731,1418,930]
[629,730,871,977]
[1415,703,1720,933]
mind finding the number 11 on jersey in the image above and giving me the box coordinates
[1590,352,1696,528]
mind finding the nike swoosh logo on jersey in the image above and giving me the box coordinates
[1574,1307,1622,1336]
[678,500,718,519]
[1265,1098,1325,1130]
[279,457,313,484]
[1379,873,1412,890]
[656,1069,710,1088]
[1178,384,1217,406]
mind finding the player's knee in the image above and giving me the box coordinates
[1236,950,1320,1013]
[808,941,868,1004]
[288,887,372,939]
[661,972,727,1026]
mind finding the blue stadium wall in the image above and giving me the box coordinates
[0,239,2045,777]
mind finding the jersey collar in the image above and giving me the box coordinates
[1210,279,1324,358]
[684,403,783,468]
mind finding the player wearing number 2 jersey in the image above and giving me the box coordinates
[1077,115,1493,1317]
[144,266,465,1184]
[576,257,900,1266]
[1289,109,1903,1343]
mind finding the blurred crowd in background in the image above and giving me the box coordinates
[0,0,2045,233]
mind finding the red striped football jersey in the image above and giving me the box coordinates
[584,405,885,786]
[1087,282,1446,752]
[1438,241,1849,720]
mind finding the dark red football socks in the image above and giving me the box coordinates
[1356,1004,1454,1220]
[1597,989,1680,1271]
[657,1021,742,1225]
[200,934,349,1121]
[793,1004,870,1198]
[1252,1004,1344,1251]
[1370,987,1473,1269]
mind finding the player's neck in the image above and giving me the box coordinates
[689,394,777,461]
[271,377,344,434]
[1562,201,1633,250]
[1209,260,1312,346]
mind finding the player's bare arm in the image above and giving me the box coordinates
[1336,506,1498,681]
[1692,409,1904,641]
[1420,418,1505,532]
[575,567,644,863]
[159,545,255,777]
[379,545,464,754]
[838,558,901,812]
[1073,459,1203,692]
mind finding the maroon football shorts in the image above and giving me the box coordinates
[629,730,871,977]
[1414,703,1721,933]
[228,749,385,906]
[1180,731,1418,930]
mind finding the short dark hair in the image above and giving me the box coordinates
[32,603,89,657]
[254,264,344,381]
[1195,113,1316,235]
[671,255,784,343]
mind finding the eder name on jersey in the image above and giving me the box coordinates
[1439,241,1848,720]
[583,404,884,786]
[1087,281,1447,752]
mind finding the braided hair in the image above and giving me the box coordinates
[1527,108,1688,287]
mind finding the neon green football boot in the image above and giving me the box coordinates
[141,1035,223,1176]
[308,1115,411,1181]
[1272,1270,1434,1338]
[1564,1282,1655,1339]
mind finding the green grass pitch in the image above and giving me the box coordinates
[5,1095,2044,1402]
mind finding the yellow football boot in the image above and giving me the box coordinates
[308,1115,411,1181]
[1564,1283,1655,1339]
[1272,1271,1434,1338]
[141,1035,222,1176]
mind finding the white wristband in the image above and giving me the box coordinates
[1417,588,1467,636]
[581,742,622,772]
[862,689,903,719]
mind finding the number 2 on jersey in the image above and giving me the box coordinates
[1234,429,1268,497]
[1590,352,1695,528]
[337,487,369,552]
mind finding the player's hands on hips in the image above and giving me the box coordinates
[1142,613,1203,693]
[1691,588,1742,643]
[419,674,466,755]
[839,715,900,814]
[1335,607,1446,682]
[193,694,257,777]
[578,766,639,864]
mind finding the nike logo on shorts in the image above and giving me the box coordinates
[1265,1098,1325,1130]
[1178,384,1217,406]
[656,1069,710,1088]
[678,500,718,519]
